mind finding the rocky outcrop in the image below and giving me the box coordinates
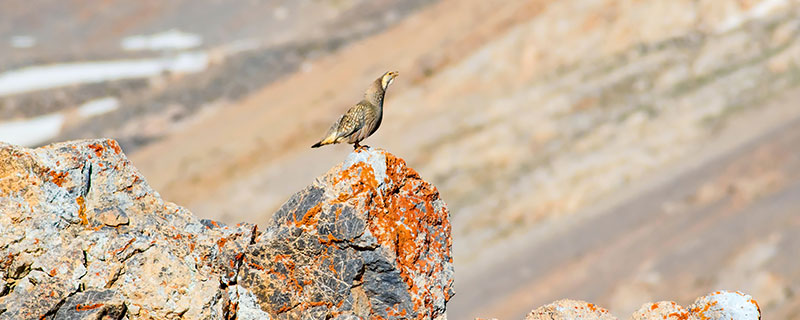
[238,148,454,319]
[0,139,453,319]
[523,291,760,320]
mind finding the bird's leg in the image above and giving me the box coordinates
[353,142,361,150]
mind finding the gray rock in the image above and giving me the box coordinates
[53,289,126,320]
[0,140,454,319]
[0,139,257,319]
[238,147,454,319]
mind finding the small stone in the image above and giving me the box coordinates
[96,207,129,226]
[524,300,617,320]
[688,291,760,320]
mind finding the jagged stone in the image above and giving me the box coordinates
[0,139,454,319]
[239,147,454,319]
[0,139,256,319]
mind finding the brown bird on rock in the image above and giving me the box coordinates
[311,71,398,149]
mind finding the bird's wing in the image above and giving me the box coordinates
[335,102,371,138]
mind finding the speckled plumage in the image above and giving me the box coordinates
[312,71,398,149]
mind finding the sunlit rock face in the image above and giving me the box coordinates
[239,147,454,319]
[0,139,453,320]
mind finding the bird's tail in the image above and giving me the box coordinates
[311,135,336,148]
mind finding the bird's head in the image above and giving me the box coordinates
[380,71,399,90]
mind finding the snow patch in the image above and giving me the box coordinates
[0,114,64,147]
[10,35,36,48]
[0,52,209,96]
[78,97,120,118]
[121,29,202,51]
[219,39,261,56]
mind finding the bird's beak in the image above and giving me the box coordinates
[382,71,399,89]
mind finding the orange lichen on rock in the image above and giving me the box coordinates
[107,140,122,154]
[372,153,451,318]
[87,143,105,157]
[749,299,760,315]
[246,260,265,271]
[48,170,69,187]
[333,161,378,203]
[327,150,452,319]
[295,203,322,228]
[111,238,136,257]
[624,291,761,320]
[690,300,717,315]
[526,299,615,320]
[668,311,690,320]
[1,139,256,319]
[76,196,88,225]
[687,291,760,320]
[237,148,452,319]
[75,303,104,311]
[631,301,690,320]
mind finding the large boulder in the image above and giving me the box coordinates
[238,148,454,320]
[0,139,454,319]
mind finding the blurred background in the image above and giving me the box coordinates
[1,0,799,318]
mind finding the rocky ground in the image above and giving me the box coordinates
[0,140,766,320]
[0,140,452,319]
[2,0,800,319]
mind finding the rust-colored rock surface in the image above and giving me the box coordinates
[0,139,454,319]
[238,147,454,319]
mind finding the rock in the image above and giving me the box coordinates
[53,289,126,320]
[520,291,761,320]
[688,291,760,320]
[524,299,616,320]
[0,139,454,319]
[238,147,454,319]
[630,301,688,320]
[0,139,255,319]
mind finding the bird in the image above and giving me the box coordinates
[311,71,399,149]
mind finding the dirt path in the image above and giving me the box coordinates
[450,91,800,319]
